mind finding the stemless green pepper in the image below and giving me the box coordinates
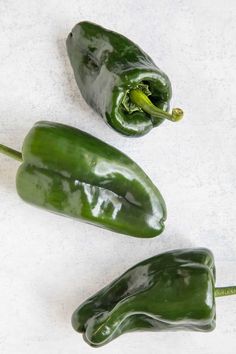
[72,248,236,347]
[0,121,166,237]
[66,21,183,137]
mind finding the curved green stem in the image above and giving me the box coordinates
[0,144,22,162]
[215,286,236,297]
[129,89,183,123]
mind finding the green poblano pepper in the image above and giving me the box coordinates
[66,21,183,137]
[72,248,236,347]
[0,121,166,237]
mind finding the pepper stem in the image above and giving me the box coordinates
[215,286,236,297]
[0,144,22,162]
[129,89,183,123]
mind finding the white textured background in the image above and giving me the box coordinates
[0,1,236,353]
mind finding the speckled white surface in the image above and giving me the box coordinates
[0,0,236,353]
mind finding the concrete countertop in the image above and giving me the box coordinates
[0,1,236,353]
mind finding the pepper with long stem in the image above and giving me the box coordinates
[0,121,167,238]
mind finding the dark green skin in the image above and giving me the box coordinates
[66,21,172,137]
[72,248,216,347]
[14,121,166,237]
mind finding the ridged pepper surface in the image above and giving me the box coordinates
[72,248,236,347]
[0,121,166,237]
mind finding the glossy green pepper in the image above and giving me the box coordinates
[0,121,166,237]
[72,248,236,347]
[66,21,183,137]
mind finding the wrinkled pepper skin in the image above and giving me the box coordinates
[2,121,166,237]
[66,21,172,137]
[72,248,216,347]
